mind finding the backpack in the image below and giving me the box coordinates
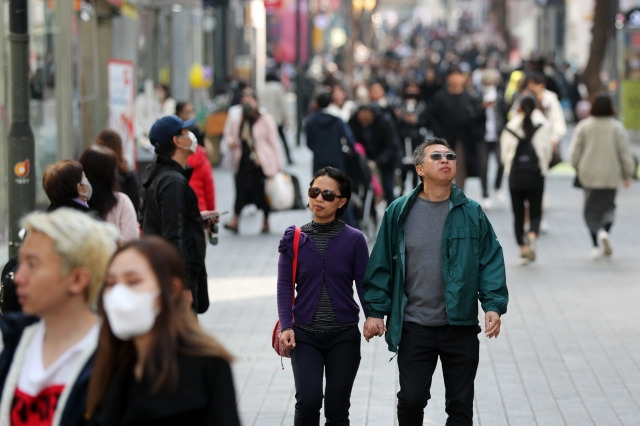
[504,124,543,187]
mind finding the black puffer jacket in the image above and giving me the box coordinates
[140,155,207,311]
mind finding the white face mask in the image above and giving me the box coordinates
[185,131,198,153]
[79,178,93,201]
[103,283,160,340]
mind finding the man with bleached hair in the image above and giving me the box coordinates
[0,208,119,426]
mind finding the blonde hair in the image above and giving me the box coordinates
[21,208,119,306]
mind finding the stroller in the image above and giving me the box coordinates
[344,143,378,243]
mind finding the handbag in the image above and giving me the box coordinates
[272,226,301,364]
[573,174,582,188]
[549,147,562,169]
[265,172,296,211]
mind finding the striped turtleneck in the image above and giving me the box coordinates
[298,219,356,333]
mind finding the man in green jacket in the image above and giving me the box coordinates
[363,137,508,426]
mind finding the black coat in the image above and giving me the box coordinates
[140,155,208,312]
[348,109,400,170]
[119,169,142,214]
[429,89,485,177]
[87,354,240,426]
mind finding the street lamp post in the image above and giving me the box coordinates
[7,0,35,258]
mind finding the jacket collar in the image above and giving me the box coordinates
[142,155,192,188]
[396,182,467,224]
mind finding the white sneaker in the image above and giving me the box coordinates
[597,229,612,256]
[518,255,530,266]
[482,197,493,210]
[495,189,505,204]
[591,246,603,260]
[525,237,536,261]
[540,219,548,234]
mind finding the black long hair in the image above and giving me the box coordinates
[310,167,352,218]
[519,95,538,140]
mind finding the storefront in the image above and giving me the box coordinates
[1,0,209,241]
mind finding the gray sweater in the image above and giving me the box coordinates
[569,116,636,189]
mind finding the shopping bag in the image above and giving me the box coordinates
[265,172,295,211]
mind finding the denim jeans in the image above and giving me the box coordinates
[397,322,480,426]
[291,325,361,426]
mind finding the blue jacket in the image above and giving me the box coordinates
[277,225,369,329]
[363,184,508,353]
[305,111,355,172]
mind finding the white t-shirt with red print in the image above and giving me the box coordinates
[9,322,99,426]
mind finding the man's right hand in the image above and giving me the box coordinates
[363,317,386,342]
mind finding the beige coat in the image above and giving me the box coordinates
[568,116,635,188]
[501,109,554,177]
[258,81,289,125]
[225,111,284,178]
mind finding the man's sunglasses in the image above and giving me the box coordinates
[427,152,457,161]
[308,187,344,202]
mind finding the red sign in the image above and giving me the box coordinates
[264,0,282,11]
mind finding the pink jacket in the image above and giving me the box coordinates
[225,112,284,177]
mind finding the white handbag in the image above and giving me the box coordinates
[265,172,295,211]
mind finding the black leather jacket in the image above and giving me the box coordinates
[140,155,206,292]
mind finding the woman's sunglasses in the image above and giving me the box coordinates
[308,187,343,202]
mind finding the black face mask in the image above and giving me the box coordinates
[242,103,256,116]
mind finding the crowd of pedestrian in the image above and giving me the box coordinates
[1,13,638,426]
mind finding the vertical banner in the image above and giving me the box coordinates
[107,59,137,169]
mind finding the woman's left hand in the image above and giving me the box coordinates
[280,329,296,352]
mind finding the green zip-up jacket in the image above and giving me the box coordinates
[363,183,508,353]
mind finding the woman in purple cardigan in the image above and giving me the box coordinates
[277,166,370,426]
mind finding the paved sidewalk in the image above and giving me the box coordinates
[198,140,640,426]
[1,133,638,425]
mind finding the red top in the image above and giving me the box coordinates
[187,145,215,211]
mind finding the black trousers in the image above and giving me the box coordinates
[278,125,293,164]
[233,141,270,217]
[583,188,616,246]
[291,325,361,426]
[479,140,504,197]
[509,183,544,246]
[397,322,480,426]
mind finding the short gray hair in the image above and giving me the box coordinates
[413,137,453,166]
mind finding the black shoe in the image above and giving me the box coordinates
[223,223,239,234]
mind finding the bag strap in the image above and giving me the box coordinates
[503,126,522,142]
[290,226,301,308]
[504,123,542,143]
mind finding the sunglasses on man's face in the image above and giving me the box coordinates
[308,187,343,202]
[426,152,457,162]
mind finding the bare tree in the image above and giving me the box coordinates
[581,0,613,98]
[491,0,509,54]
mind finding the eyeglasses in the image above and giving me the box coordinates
[425,152,457,162]
[308,187,343,202]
